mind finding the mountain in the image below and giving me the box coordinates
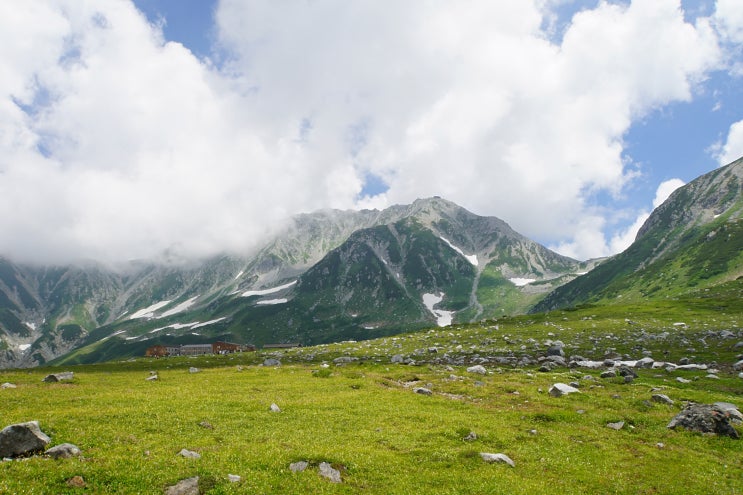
[0,198,588,367]
[532,156,743,312]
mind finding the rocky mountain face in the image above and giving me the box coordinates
[533,156,743,312]
[0,197,589,367]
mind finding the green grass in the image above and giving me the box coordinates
[1,301,742,494]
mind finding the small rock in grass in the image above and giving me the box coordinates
[463,431,478,441]
[290,461,309,472]
[66,476,86,488]
[1,383,16,389]
[42,372,74,383]
[651,394,674,405]
[178,449,201,459]
[270,403,281,413]
[414,387,432,396]
[146,374,158,381]
[480,452,515,467]
[606,421,625,430]
[198,421,214,430]
[319,462,342,483]
[46,443,81,459]
[164,476,199,495]
[227,474,241,483]
[676,377,691,384]
[263,358,281,367]
[188,367,200,374]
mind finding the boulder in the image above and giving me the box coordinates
[651,394,674,405]
[42,372,74,383]
[178,448,201,459]
[290,461,309,472]
[466,365,487,375]
[1,383,16,389]
[667,403,740,439]
[548,383,580,397]
[0,421,51,458]
[270,403,281,413]
[263,358,281,367]
[414,387,433,396]
[46,443,81,459]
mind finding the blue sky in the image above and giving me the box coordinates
[1,1,742,263]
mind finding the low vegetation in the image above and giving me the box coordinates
[2,297,742,494]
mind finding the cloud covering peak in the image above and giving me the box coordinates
[0,0,739,264]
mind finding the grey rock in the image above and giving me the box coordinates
[600,370,617,379]
[548,383,580,397]
[0,421,51,458]
[1,383,16,389]
[42,372,74,383]
[164,476,200,495]
[713,402,743,424]
[617,365,638,378]
[178,449,201,459]
[733,360,743,371]
[333,356,356,364]
[667,403,740,439]
[390,354,404,364]
[318,462,342,483]
[606,421,625,430]
[188,367,200,373]
[263,358,281,367]
[290,461,309,472]
[546,345,564,357]
[676,377,691,384]
[651,394,674,405]
[270,403,281,413]
[227,474,241,483]
[463,431,478,441]
[45,443,81,459]
[414,387,433,396]
[466,365,487,375]
[146,374,158,381]
[480,452,515,467]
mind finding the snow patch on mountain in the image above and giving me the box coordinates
[159,296,199,318]
[509,278,536,286]
[129,300,171,319]
[422,293,454,327]
[18,344,31,351]
[241,281,296,297]
[439,237,478,266]
[256,298,288,305]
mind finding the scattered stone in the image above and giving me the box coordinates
[548,383,580,397]
[227,474,241,483]
[390,354,404,364]
[165,476,200,495]
[46,443,81,459]
[333,356,356,364]
[414,387,433,396]
[600,370,616,379]
[733,360,743,371]
[198,421,214,430]
[290,461,309,472]
[263,358,281,367]
[270,403,281,413]
[528,429,538,436]
[651,394,674,405]
[463,431,478,441]
[1,383,16,389]
[656,442,665,449]
[146,374,159,381]
[667,403,740,439]
[676,377,691,384]
[0,421,51,458]
[42,372,74,383]
[617,365,637,378]
[606,421,625,430]
[546,345,564,357]
[66,476,86,488]
[318,462,342,483]
[480,452,515,467]
[188,367,200,374]
[466,365,487,375]
[178,448,201,459]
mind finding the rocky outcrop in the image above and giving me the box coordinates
[0,421,51,458]
[667,403,741,439]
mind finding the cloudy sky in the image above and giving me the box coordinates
[1,0,742,265]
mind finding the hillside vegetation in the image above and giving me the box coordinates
[2,292,742,494]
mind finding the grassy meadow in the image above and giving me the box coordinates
[1,299,742,494]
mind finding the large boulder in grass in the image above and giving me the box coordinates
[667,403,740,439]
[42,372,74,383]
[0,421,51,458]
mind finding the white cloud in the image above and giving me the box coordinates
[717,120,743,165]
[653,178,686,208]
[0,0,732,264]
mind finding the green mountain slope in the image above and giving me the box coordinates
[532,156,743,312]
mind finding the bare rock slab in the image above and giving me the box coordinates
[548,383,580,397]
[480,452,515,467]
[0,421,51,458]
[164,476,200,495]
[318,462,342,483]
